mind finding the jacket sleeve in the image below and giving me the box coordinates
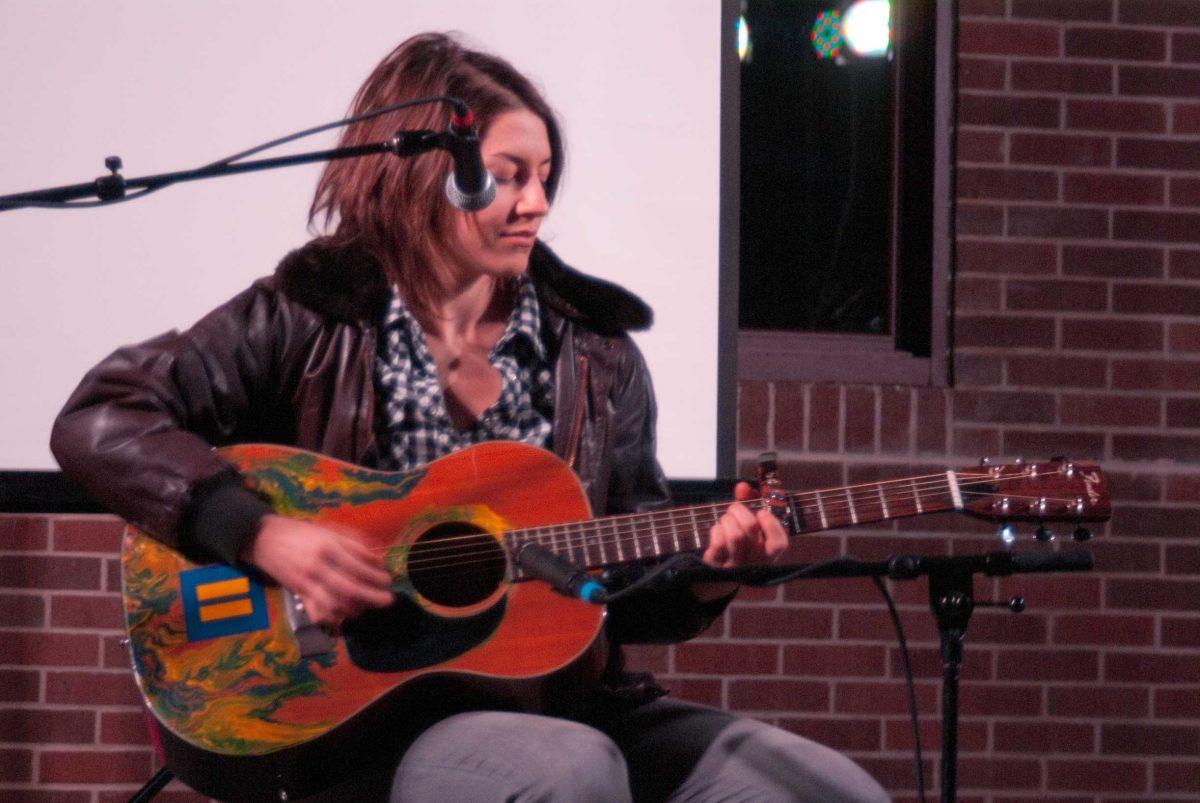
[601,338,737,645]
[49,282,305,565]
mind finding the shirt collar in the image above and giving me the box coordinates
[492,276,547,362]
[383,276,547,363]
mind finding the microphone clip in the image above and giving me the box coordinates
[516,543,608,605]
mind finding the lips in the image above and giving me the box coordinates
[498,231,537,247]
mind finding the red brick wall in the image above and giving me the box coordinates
[634,2,1200,800]
[0,515,206,802]
[3,2,1199,801]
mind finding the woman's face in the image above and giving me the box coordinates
[450,108,552,281]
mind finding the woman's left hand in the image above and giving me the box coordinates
[703,482,789,568]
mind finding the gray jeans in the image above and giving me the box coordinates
[389,698,891,802]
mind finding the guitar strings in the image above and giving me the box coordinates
[381,471,972,565]
[395,481,1091,580]
[391,471,1081,570]
[394,468,1067,561]
[374,467,1046,558]
[393,484,1053,583]
[399,486,1084,574]
[391,471,1090,575]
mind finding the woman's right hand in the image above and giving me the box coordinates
[245,514,395,627]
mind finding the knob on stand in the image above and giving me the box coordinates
[975,596,1026,613]
[95,156,126,201]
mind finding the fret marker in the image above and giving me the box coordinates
[598,530,610,564]
[911,479,923,513]
[877,486,889,518]
[845,489,858,525]
[815,493,829,529]
[946,470,964,510]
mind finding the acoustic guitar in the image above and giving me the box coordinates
[121,442,1109,800]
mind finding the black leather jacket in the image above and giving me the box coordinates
[51,239,727,645]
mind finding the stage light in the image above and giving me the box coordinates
[810,9,844,61]
[843,0,891,57]
[737,13,752,62]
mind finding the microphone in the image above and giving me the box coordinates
[516,543,608,604]
[443,108,496,211]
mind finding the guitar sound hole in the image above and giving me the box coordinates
[407,523,506,607]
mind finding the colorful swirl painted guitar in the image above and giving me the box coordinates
[121,442,1109,800]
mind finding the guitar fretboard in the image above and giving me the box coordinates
[504,471,963,579]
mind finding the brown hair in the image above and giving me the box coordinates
[309,32,563,313]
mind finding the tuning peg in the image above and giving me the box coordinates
[1034,525,1055,542]
[998,522,1016,545]
[1072,525,1092,542]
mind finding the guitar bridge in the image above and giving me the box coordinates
[283,588,336,658]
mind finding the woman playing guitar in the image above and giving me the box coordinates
[51,32,889,803]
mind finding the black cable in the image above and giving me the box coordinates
[201,94,463,168]
[603,553,894,601]
[0,95,462,211]
[763,552,927,801]
[872,575,927,803]
[756,556,870,586]
[605,553,926,800]
[599,553,707,604]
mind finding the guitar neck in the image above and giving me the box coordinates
[505,470,963,577]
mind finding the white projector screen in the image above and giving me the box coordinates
[0,1,726,478]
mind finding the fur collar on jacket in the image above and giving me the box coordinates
[274,238,653,333]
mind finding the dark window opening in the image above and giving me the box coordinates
[737,0,942,365]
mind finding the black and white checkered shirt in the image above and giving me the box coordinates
[375,278,555,471]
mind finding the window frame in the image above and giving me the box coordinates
[724,0,956,387]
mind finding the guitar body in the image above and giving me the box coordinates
[122,442,607,801]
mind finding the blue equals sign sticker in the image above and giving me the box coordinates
[179,564,270,642]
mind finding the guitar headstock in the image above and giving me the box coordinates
[957,458,1110,523]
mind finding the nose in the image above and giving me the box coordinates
[515,179,550,219]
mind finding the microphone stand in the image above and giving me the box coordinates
[1,116,471,803]
[666,549,1094,803]
[0,129,457,210]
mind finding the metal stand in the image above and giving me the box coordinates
[127,767,173,803]
[928,565,973,803]
[0,130,457,210]
[670,548,1090,802]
